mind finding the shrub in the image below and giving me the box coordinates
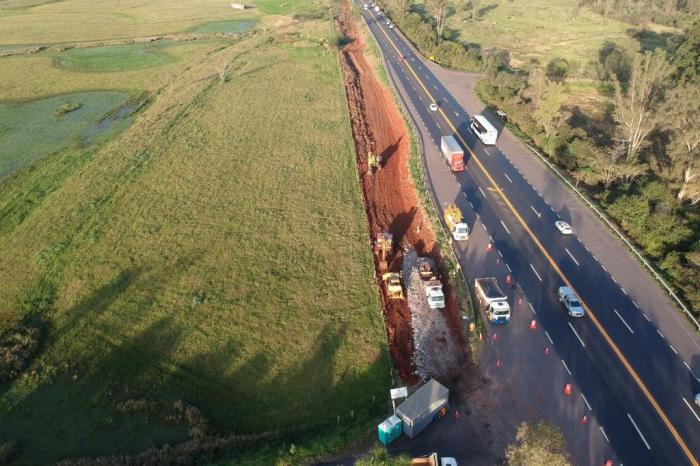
[0,321,42,383]
[0,441,20,464]
[54,102,82,117]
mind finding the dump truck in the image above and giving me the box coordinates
[375,232,393,272]
[440,135,464,172]
[412,453,458,466]
[444,204,469,241]
[416,258,445,309]
[474,277,511,323]
[383,272,404,300]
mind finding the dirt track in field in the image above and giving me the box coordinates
[337,2,474,391]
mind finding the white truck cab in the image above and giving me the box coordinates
[425,280,446,309]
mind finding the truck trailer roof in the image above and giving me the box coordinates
[440,135,462,154]
[476,278,505,299]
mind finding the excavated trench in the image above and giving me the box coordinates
[336,1,474,391]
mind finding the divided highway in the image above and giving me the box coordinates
[357,3,700,465]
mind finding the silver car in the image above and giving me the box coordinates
[557,286,584,317]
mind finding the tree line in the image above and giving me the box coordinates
[477,21,700,316]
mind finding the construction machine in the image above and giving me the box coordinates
[375,232,393,272]
[417,257,439,281]
[368,151,383,173]
[382,272,404,300]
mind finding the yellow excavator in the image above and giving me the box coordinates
[382,272,404,300]
[368,151,383,174]
[375,232,393,272]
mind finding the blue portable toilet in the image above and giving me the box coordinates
[377,415,402,445]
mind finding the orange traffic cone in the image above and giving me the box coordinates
[505,274,512,285]
[581,415,589,424]
[492,333,498,341]
[544,346,550,355]
[604,460,614,466]
[495,359,502,368]
[454,409,461,419]
[518,297,523,304]
[564,383,573,396]
[529,319,537,330]
[487,242,493,252]
[479,332,483,341]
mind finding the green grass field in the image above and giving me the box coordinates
[388,0,676,68]
[53,43,176,72]
[0,0,389,463]
[191,19,258,34]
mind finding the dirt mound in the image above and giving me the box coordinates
[336,2,474,389]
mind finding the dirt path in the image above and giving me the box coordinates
[336,2,474,391]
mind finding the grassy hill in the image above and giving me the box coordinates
[0,1,389,463]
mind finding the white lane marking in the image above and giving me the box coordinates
[529,264,542,282]
[643,312,651,322]
[500,220,511,235]
[633,301,640,309]
[528,302,534,312]
[433,84,438,90]
[506,263,512,273]
[613,309,635,334]
[683,397,700,424]
[545,330,553,344]
[482,224,488,233]
[621,287,628,295]
[565,248,580,266]
[611,275,618,285]
[561,359,572,376]
[468,201,474,209]
[584,245,591,252]
[683,361,692,371]
[476,213,480,219]
[599,426,610,443]
[581,393,592,411]
[568,322,586,347]
[454,111,459,117]
[530,206,541,217]
[657,329,665,339]
[601,264,608,273]
[497,250,503,258]
[478,186,486,197]
[504,173,513,183]
[627,413,651,450]
[670,345,678,355]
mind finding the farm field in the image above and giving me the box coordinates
[0,0,390,464]
[385,0,677,68]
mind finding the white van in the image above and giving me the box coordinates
[470,114,498,145]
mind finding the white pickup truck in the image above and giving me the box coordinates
[474,278,511,324]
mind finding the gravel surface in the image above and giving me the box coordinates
[403,249,464,382]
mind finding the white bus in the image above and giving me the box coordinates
[470,114,498,145]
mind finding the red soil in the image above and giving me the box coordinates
[337,3,472,386]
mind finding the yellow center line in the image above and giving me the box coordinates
[368,10,698,465]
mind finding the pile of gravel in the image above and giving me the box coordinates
[403,249,462,382]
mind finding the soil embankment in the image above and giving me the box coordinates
[336,2,473,392]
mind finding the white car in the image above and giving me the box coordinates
[555,220,573,235]
[429,103,438,112]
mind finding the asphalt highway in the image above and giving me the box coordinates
[357,3,700,465]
